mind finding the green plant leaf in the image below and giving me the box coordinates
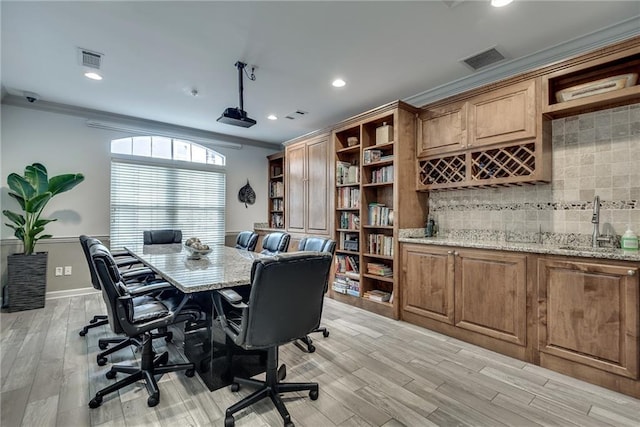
[38,234,53,240]
[13,228,25,241]
[7,173,35,201]
[7,192,26,211]
[24,192,52,214]
[29,226,45,238]
[48,173,85,196]
[33,218,56,228]
[2,210,25,226]
[25,163,48,194]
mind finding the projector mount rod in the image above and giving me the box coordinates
[235,61,246,113]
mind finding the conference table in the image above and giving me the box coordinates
[124,243,266,391]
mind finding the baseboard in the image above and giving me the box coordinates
[46,287,100,300]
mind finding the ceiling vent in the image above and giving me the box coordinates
[78,48,103,70]
[461,47,506,71]
[284,110,308,120]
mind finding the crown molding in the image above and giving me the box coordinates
[1,95,279,150]
[404,15,640,107]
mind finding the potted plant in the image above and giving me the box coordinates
[2,163,84,312]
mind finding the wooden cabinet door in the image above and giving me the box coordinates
[417,102,467,157]
[285,142,306,233]
[538,259,639,379]
[468,79,537,148]
[401,244,455,324]
[306,135,330,235]
[454,250,527,346]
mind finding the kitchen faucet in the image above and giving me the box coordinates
[592,195,612,248]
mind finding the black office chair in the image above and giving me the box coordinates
[213,251,333,427]
[88,243,202,408]
[260,231,290,255]
[296,236,336,352]
[78,235,158,337]
[235,231,258,252]
[143,229,182,245]
[80,236,175,365]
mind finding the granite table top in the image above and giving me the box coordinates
[125,244,264,293]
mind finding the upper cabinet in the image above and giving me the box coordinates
[468,79,537,148]
[285,133,332,236]
[542,43,640,118]
[417,101,467,157]
[417,78,550,191]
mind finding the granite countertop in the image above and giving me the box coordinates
[398,236,640,262]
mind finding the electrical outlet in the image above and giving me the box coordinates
[55,267,63,276]
[64,266,72,276]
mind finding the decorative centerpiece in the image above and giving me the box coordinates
[184,237,212,259]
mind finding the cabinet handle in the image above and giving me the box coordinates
[628,270,636,276]
[454,251,459,256]
[447,250,453,255]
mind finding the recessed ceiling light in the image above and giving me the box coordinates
[267,114,278,120]
[332,78,346,88]
[491,0,513,7]
[84,72,103,80]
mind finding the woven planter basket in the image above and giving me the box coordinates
[5,252,48,312]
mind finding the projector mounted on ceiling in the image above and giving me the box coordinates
[217,61,257,128]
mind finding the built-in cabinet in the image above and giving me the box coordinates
[267,152,285,229]
[400,241,640,398]
[331,102,428,319]
[285,133,332,236]
[416,78,548,191]
[401,243,529,358]
[538,258,639,380]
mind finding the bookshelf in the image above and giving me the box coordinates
[267,152,285,229]
[331,101,428,319]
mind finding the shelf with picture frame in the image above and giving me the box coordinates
[331,101,428,319]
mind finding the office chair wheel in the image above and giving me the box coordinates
[79,329,87,337]
[164,332,173,343]
[147,395,159,407]
[98,342,109,350]
[230,382,240,392]
[309,389,319,400]
[323,330,329,338]
[97,357,108,366]
[307,344,316,353]
[105,370,117,380]
[224,415,235,427]
[278,364,287,381]
[88,395,103,408]
[185,369,195,377]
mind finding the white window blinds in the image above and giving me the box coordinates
[110,159,225,249]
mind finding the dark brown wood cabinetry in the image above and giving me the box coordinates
[538,258,639,379]
[285,133,332,236]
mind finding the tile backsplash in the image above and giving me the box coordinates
[428,103,640,246]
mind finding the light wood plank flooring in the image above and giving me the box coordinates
[2,293,640,426]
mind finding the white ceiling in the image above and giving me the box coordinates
[2,1,639,146]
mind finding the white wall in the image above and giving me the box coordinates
[1,105,280,241]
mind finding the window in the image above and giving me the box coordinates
[111,136,225,165]
[110,137,226,249]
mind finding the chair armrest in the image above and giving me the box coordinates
[121,267,155,280]
[126,281,174,296]
[218,289,246,307]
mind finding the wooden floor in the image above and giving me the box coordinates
[2,294,640,427]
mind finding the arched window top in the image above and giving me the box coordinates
[111,136,225,166]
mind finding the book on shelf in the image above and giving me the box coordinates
[368,203,392,226]
[333,272,360,296]
[339,211,360,230]
[363,149,382,164]
[269,181,284,197]
[271,165,282,176]
[370,165,393,183]
[340,233,359,252]
[270,213,284,228]
[366,262,393,277]
[335,253,360,273]
[337,187,360,209]
[363,289,391,302]
[368,234,394,256]
[336,161,359,185]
